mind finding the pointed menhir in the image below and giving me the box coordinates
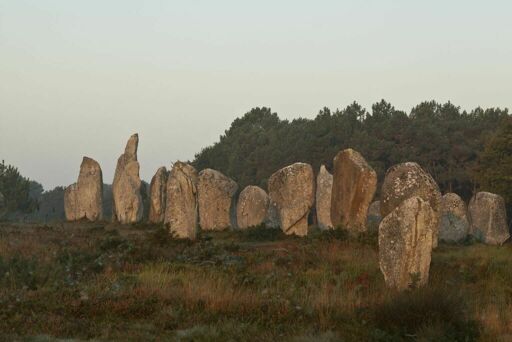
[112,133,143,224]
[64,156,103,221]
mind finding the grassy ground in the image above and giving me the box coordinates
[0,222,511,341]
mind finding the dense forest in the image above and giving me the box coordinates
[193,100,510,203]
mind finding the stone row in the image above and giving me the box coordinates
[64,135,510,288]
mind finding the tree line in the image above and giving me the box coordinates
[193,100,510,205]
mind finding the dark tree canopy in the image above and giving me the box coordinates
[474,116,512,208]
[193,100,509,201]
[0,160,37,214]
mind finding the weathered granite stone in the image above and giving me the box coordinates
[439,193,469,243]
[197,169,238,230]
[165,162,199,239]
[379,197,435,290]
[331,149,377,232]
[316,165,333,230]
[381,162,441,247]
[64,184,78,220]
[268,162,315,236]
[468,192,510,245]
[149,167,168,223]
[64,157,103,221]
[237,186,269,229]
[112,134,143,224]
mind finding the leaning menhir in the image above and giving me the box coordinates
[112,133,143,224]
[197,168,238,230]
[64,156,103,221]
[331,149,377,232]
[268,162,315,236]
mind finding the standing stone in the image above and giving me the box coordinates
[112,134,143,224]
[381,162,442,247]
[367,201,382,227]
[237,186,269,229]
[165,162,199,239]
[64,184,79,221]
[468,192,510,245]
[197,169,238,230]
[439,193,469,243]
[148,167,168,223]
[268,163,315,236]
[379,197,435,290]
[64,157,103,221]
[316,165,333,230]
[331,149,377,232]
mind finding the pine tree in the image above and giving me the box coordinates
[475,116,512,207]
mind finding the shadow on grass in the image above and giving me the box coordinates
[372,286,480,341]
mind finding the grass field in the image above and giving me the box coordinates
[0,222,511,341]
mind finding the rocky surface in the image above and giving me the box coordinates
[237,186,269,229]
[331,149,377,232]
[148,167,168,223]
[165,162,199,239]
[197,169,238,230]
[380,162,441,247]
[112,134,143,224]
[64,157,103,221]
[316,165,333,230]
[268,162,315,236]
[64,184,79,221]
[379,197,435,290]
[439,193,469,242]
[468,192,510,245]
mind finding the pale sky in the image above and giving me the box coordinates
[1,0,511,190]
